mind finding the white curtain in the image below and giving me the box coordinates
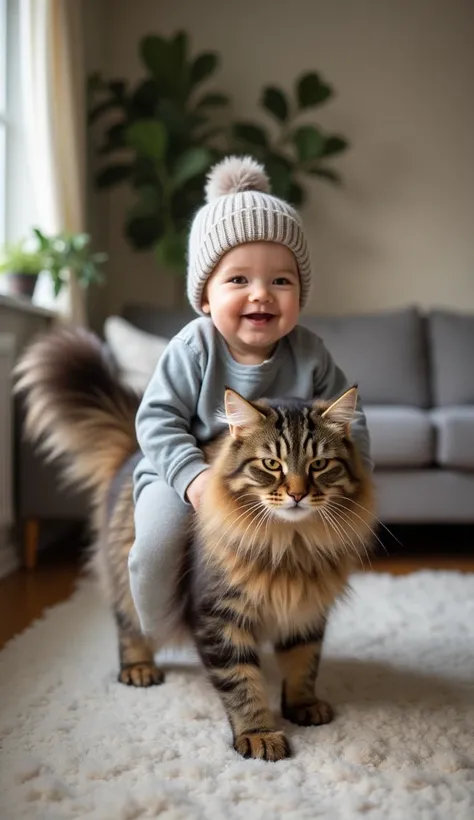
[19,0,87,326]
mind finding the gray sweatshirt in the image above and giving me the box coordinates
[134,317,372,502]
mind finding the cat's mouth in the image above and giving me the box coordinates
[271,504,314,522]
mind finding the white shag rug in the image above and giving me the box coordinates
[1,571,474,820]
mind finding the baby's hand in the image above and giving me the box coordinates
[186,470,211,511]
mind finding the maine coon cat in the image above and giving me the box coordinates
[15,329,376,761]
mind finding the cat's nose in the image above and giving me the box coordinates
[288,492,306,504]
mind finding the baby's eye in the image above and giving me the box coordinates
[273,277,292,285]
[310,458,328,471]
[262,458,281,471]
[229,276,247,285]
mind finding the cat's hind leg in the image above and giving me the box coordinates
[115,608,164,687]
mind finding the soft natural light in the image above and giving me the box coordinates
[0,0,7,245]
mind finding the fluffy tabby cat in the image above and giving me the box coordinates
[15,328,376,761]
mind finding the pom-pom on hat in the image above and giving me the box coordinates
[187,156,312,315]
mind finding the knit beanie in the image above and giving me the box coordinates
[186,155,312,315]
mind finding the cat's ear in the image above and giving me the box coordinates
[224,388,265,439]
[321,386,358,433]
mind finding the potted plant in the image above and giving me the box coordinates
[88,30,349,281]
[32,228,107,297]
[0,240,45,298]
[0,229,107,301]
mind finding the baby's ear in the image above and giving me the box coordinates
[320,386,358,434]
[224,388,266,439]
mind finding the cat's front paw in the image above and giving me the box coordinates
[282,698,334,727]
[118,662,164,687]
[234,730,292,761]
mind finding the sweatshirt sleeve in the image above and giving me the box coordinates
[313,339,373,472]
[135,337,209,501]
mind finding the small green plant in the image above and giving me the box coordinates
[0,240,45,276]
[88,30,349,275]
[33,229,108,297]
[0,230,108,297]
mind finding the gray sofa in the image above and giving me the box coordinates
[119,303,474,524]
[15,305,474,566]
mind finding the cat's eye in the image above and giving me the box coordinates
[262,458,281,471]
[310,458,328,471]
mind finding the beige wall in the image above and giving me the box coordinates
[93,0,474,320]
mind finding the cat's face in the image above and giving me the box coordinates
[223,388,360,523]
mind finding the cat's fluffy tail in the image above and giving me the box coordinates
[14,328,140,502]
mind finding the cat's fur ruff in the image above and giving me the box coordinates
[15,328,376,761]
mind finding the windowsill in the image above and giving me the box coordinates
[0,292,58,318]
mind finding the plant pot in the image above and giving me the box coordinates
[5,272,39,299]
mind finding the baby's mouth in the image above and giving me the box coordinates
[242,313,276,324]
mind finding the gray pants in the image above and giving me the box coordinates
[128,477,191,638]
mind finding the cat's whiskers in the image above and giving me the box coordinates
[318,504,335,547]
[325,502,372,568]
[246,505,274,563]
[319,506,354,565]
[322,507,353,560]
[338,496,398,550]
[333,507,372,567]
[330,498,388,557]
[203,500,264,566]
[235,503,271,563]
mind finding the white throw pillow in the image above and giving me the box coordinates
[104,316,169,393]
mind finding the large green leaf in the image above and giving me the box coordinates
[170,31,188,73]
[288,181,305,207]
[171,147,212,190]
[297,72,333,109]
[170,31,190,99]
[98,121,127,155]
[293,125,325,161]
[129,79,161,119]
[95,164,133,188]
[139,34,188,98]
[190,53,218,87]
[233,122,269,148]
[131,156,160,188]
[155,99,190,138]
[155,232,187,272]
[307,167,342,184]
[261,86,289,122]
[131,184,160,216]
[140,35,169,78]
[126,215,162,250]
[125,120,167,161]
[264,153,292,198]
[321,135,349,157]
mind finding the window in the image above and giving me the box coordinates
[0,0,7,245]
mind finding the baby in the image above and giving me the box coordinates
[128,155,372,638]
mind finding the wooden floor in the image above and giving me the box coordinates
[1,545,474,651]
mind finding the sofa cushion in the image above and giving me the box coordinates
[364,406,434,468]
[427,310,474,406]
[431,407,474,470]
[104,316,169,393]
[300,307,430,407]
